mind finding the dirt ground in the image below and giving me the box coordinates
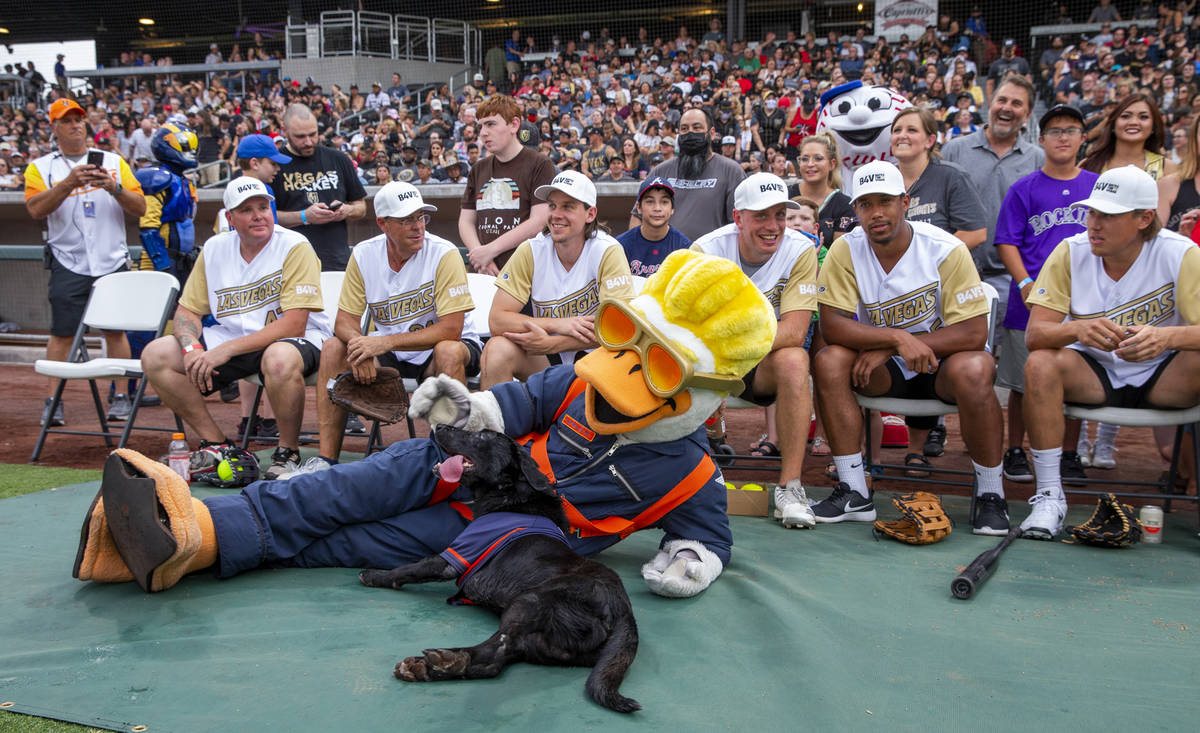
[5,363,1195,510]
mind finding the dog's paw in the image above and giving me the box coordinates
[359,569,404,589]
[422,648,470,677]
[395,656,429,681]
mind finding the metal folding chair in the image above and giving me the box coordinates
[31,270,182,461]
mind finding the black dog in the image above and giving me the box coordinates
[359,426,641,713]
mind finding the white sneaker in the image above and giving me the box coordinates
[1077,438,1093,468]
[277,456,333,480]
[1091,442,1117,470]
[773,479,816,529]
[1020,490,1067,540]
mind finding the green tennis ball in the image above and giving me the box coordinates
[217,459,234,482]
[725,481,736,491]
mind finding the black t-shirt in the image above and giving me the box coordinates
[270,145,367,271]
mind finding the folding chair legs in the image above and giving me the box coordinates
[240,384,267,450]
[88,380,116,450]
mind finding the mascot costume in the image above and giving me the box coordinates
[73,250,777,599]
[815,80,911,193]
[135,122,199,278]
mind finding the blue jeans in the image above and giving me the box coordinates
[205,438,470,578]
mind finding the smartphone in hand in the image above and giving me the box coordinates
[328,200,344,211]
[87,150,104,168]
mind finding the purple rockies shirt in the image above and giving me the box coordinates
[993,169,1099,330]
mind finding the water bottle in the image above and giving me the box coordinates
[168,432,190,483]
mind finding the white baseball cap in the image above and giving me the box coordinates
[223,176,275,210]
[1071,165,1158,214]
[849,161,907,204]
[721,135,737,145]
[734,173,799,211]
[374,181,437,219]
[535,170,597,207]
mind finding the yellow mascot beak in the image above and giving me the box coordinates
[575,348,692,435]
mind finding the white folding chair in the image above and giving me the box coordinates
[856,281,1000,489]
[31,270,182,461]
[1062,404,1200,518]
[239,270,345,450]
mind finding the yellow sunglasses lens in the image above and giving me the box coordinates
[598,305,637,347]
[646,343,684,394]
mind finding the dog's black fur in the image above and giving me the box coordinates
[359,425,641,713]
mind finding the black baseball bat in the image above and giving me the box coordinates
[950,526,1022,600]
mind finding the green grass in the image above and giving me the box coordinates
[0,711,107,732]
[0,463,102,500]
[0,465,104,732]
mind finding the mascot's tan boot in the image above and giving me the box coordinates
[74,449,217,592]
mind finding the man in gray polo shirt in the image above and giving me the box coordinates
[941,75,1044,341]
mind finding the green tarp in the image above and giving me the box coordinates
[1,482,1197,732]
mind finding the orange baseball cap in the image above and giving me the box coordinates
[48,98,85,121]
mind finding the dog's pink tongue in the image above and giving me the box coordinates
[438,455,466,483]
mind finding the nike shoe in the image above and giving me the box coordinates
[41,397,65,427]
[970,492,1011,536]
[106,393,133,422]
[923,423,947,457]
[811,483,876,523]
[276,456,334,481]
[1091,441,1117,470]
[345,413,367,434]
[1060,450,1088,487]
[1002,447,1033,483]
[237,417,279,442]
[1020,490,1068,540]
[773,479,816,528]
[264,446,302,480]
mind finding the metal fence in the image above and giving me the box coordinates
[285,11,481,68]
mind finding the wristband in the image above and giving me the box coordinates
[183,343,204,355]
[300,209,308,225]
[1018,277,1034,289]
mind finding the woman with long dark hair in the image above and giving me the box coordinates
[1082,93,1177,180]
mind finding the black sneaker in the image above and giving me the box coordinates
[971,492,1011,536]
[237,417,279,442]
[811,482,877,523]
[345,413,367,434]
[923,424,946,457]
[219,382,240,403]
[265,446,302,480]
[1060,450,1088,486]
[1002,447,1034,482]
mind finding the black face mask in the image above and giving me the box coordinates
[677,131,710,155]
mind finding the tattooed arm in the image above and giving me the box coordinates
[174,306,203,349]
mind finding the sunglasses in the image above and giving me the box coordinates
[596,299,744,398]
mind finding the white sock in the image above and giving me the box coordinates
[1030,447,1065,497]
[833,452,870,498]
[1097,422,1119,448]
[972,461,1004,497]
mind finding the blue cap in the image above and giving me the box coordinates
[236,134,291,164]
[637,175,675,202]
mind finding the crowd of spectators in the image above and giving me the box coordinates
[3,4,1200,193]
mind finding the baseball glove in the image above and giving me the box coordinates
[1065,493,1142,548]
[873,491,952,545]
[327,367,410,424]
[193,447,261,488]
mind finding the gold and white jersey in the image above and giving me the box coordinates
[690,223,818,319]
[496,231,635,364]
[818,220,990,378]
[339,232,477,365]
[1028,229,1200,387]
[181,226,330,350]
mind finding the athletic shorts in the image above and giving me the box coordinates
[200,337,321,395]
[879,358,954,431]
[48,258,129,337]
[1070,350,1179,410]
[996,327,1029,393]
[735,364,776,406]
[378,339,483,381]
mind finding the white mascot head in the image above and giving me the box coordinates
[815,81,912,194]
